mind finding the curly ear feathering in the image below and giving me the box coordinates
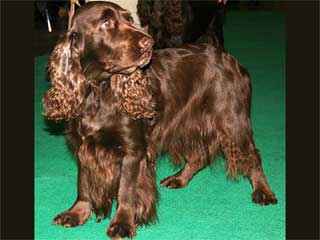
[111,69,158,120]
[42,31,86,121]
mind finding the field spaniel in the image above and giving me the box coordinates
[42,2,277,239]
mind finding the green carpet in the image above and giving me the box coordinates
[35,10,285,240]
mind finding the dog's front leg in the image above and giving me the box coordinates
[107,151,143,239]
[52,164,93,227]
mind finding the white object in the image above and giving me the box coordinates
[45,8,52,32]
[85,0,141,28]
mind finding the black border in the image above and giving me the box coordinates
[1,1,34,239]
[0,1,319,240]
[286,1,319,239]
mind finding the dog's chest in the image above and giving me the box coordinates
[80,109,119,139]
[78,107,125,168]
[80,87,119,136]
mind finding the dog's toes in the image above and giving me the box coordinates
[160,176,187,189]
[53,211,80,227]
[107,222,136,239]
[53,207,91,227]
[252,190,278,205]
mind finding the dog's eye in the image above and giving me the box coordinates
[122,13,134,24]
[126,16,134,24]
[101,19,114,30]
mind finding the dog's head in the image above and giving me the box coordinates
[43,2,154,121]
[73,1,154,74]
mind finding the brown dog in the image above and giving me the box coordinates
[43,2,277,239]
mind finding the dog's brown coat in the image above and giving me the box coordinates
[43,2,277,239]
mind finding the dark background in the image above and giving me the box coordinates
[1,1,319,240]
[33,0,288,56]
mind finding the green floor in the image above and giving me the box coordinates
[35,10,285,240]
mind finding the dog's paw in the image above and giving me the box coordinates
[160,175,187,189]
[107,222,136,239]
[252,189,278,205]
[53,210,89,227]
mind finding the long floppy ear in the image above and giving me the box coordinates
[43,31,86,121]
[111,69,158,120]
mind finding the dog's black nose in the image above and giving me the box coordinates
[139,37,153,50]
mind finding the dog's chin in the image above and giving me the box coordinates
[136,49,152,68]
[116,50,152,75]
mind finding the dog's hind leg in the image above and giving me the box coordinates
[160,134,220,189]
[160,155,207,189]
[219,116,278,205]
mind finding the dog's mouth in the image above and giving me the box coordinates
[107,48,153,75]
[136,48,153,67]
